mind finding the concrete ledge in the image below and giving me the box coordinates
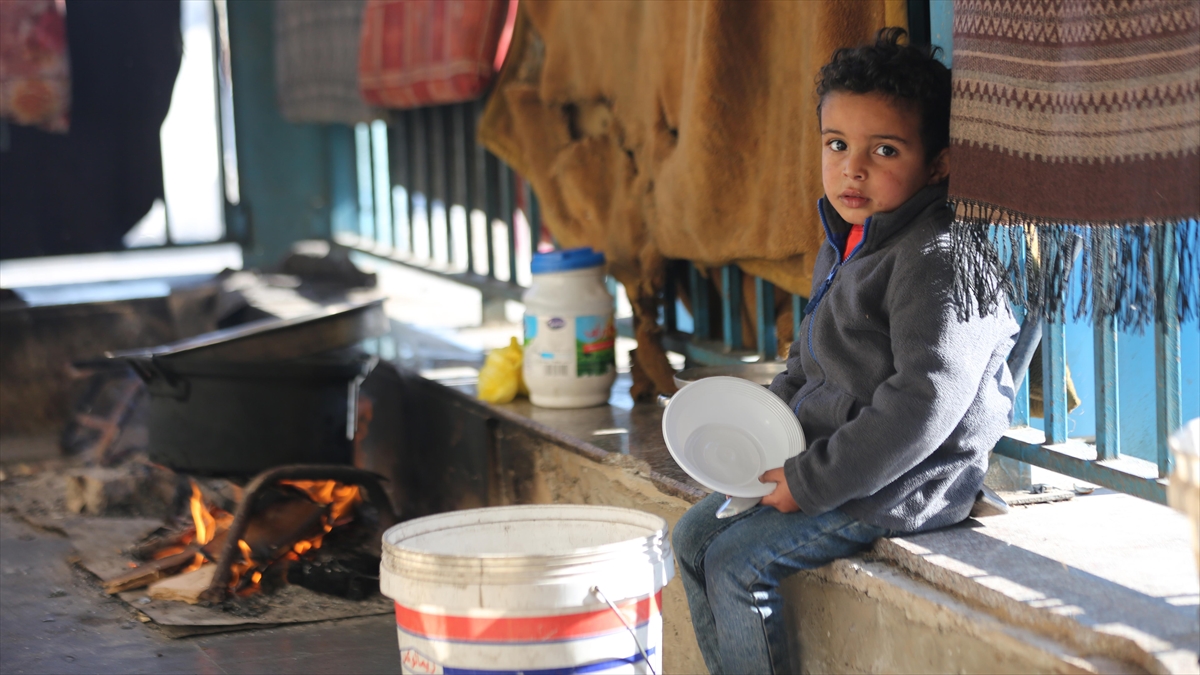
[380,366,1198,674]
[786,559,1136,674]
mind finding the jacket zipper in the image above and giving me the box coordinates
[794,202,871,415]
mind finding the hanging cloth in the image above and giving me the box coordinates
[948,0,1199,331]
[0,0,181,259]
[0,0,70,133]
[357,0,514,109]
[274,0,380,125]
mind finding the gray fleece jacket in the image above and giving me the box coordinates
[770,184,1018,532]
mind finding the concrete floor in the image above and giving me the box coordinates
[0,514,400,674]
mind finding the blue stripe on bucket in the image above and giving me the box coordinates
[439,648,654,675]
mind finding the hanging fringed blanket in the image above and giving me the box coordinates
[949,0,1199,331]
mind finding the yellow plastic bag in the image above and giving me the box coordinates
[477,337,528,403]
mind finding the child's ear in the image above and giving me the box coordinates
[927,148,950,185]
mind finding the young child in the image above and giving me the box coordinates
[673,28,1018,674]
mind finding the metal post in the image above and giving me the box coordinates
[690,264,710,339]
[389,113,409,254]
[529,188,542,257]
[429,107,446,264]
[500,163,517,283]
[755,277,777,359]
[328,125,358,239]
[1012,236,1031,428]
[1155,223,1181,477]
[1042,317,1068,444]
[412,110,429,258]
[354,123,374,242]
[450,103,468,271]
[405,110,419,255]
[370,121,392,250]
[1012,307,1031,427]
[792,294,805,354]
[472,101,494,278]
[1093,233,1120,460]
[722,265,743,351]
[459,103,476,274]
[483,150,499,279]
[664,266,678,333]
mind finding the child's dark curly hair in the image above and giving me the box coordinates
[816,27,951,163]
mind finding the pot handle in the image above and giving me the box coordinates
[125,356,190,400]
[346,355,381,440]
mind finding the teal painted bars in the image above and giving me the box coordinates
[328,0,1192,505]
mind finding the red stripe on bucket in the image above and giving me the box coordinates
[394,591,662,643]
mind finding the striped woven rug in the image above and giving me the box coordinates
[948,0,1198,330]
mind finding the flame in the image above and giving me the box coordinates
[189,480,217,546]
[180,554,205,574]
[226,539,255,590]
[151,544,188,560]
[281,480,362,522]
[281,479,362,534]
[142,479,363,597]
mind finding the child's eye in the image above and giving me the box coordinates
[828,139,847,152]
[874,145,898,157]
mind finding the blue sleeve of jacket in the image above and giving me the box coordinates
[783,245,1014,516]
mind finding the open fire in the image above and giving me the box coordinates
[105,468,383,604]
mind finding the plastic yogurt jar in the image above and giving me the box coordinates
[522,248,617,408]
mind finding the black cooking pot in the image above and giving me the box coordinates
[128,352,377,476]
[105,299,388,476]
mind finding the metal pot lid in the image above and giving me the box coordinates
[673,362,787,390]
[107,298,388,366]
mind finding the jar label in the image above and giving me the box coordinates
[523,315,537,344]
[576,314,616,377]
[524,313,615,379]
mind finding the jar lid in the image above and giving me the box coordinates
[531,247,606,274]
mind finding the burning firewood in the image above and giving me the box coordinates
[200,465,390,603]
[103,544,202,594]
[114,468,391,605]
[148,564,218,605]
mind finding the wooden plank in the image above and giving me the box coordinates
[148,564,218,605]
[103,545,201,595]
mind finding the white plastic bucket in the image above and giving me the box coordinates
[380,505,674,674]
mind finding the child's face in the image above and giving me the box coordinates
[820,92,949,224]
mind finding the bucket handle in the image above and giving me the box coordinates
[590,586,657,675]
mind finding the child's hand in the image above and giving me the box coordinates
[759,468,800,513]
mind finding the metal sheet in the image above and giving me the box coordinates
[673,362,787,390]
[107,298,387,365]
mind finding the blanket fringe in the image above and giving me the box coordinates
[949,199,1199,333]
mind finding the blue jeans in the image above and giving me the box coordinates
[673,492,891,674]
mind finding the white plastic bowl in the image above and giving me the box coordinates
[662,376,805,497]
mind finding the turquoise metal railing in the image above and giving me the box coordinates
[339,104,1194,505]
[337,0,1197,504]
[334,101,533,308]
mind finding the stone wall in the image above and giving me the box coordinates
[490,421,1146,674]
[377,375,1159,675]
